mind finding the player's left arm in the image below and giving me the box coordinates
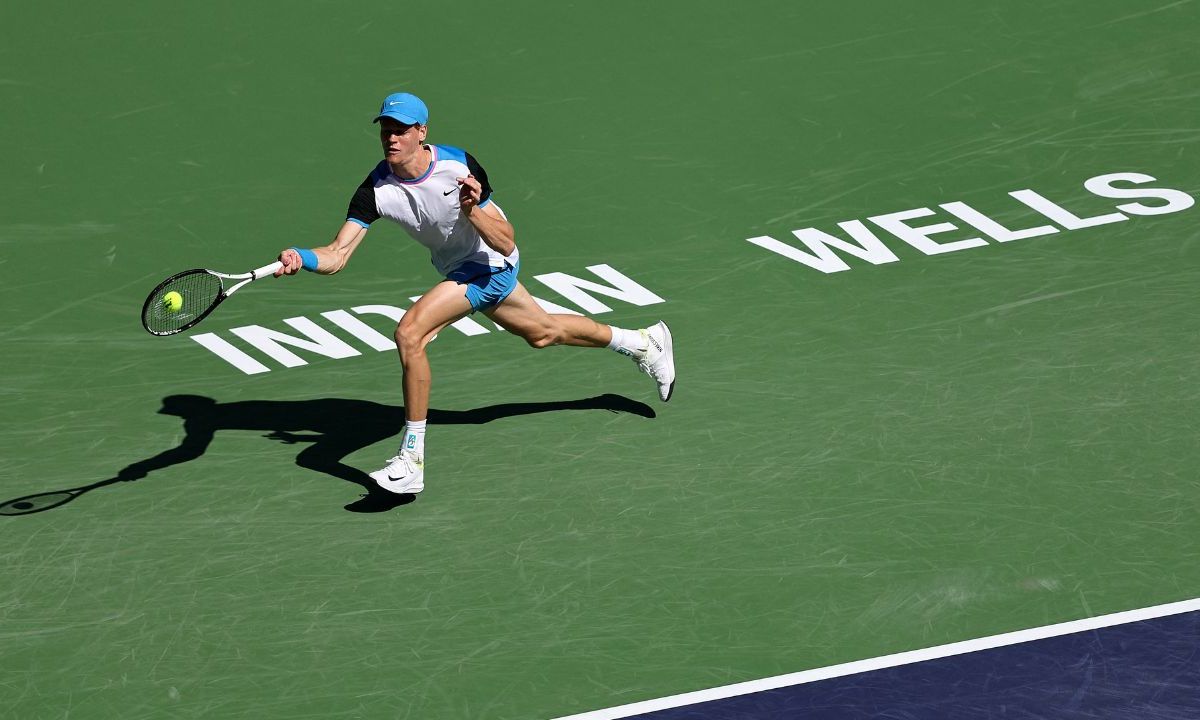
[460,180,515,256]
[457,152,515,257]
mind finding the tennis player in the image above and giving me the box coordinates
[275,92,674,495]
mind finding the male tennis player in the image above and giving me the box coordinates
[275,92,674,496]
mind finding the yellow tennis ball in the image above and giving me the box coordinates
[162,291,183,313]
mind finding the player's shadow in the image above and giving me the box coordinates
[0,394,655,516]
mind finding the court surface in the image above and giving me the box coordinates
[2,2,1198,718]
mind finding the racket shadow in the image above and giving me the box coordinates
[1,393,656,516]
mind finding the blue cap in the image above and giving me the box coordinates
[374,92,428,125]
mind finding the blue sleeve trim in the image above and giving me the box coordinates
[479,197,493,208]
[346,218,371,229]
[291,247,319,272]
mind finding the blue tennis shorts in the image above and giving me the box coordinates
[446,260,520,313]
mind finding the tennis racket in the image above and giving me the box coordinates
[141,260,284,336]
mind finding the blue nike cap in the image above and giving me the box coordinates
[374,92,429,126]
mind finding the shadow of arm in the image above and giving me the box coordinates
[115,420,216,481]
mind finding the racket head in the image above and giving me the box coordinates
[0,490,79,516]
[141,269,225,336]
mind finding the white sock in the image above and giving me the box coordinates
[606,326,647,358]
[401,419,426,457]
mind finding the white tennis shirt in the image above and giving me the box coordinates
[346,144,518,275]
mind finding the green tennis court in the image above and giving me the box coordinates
[2,2,1198,718]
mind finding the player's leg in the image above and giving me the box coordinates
[484,282,611,348]
[486,282,677,401]
[370,280,473,495]
[395,280,473,421]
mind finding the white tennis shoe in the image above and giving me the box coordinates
[369,450,425,494]
[636,321,675,402]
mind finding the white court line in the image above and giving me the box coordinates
[549,597,1200,720]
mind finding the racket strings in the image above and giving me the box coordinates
[143,272,223,334]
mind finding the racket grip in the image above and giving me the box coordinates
[253,261,285,279]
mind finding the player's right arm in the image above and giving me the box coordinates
[276,166,381,276]
[276,221,368,276]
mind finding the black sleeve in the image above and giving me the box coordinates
[346,172,381,225]
[465,152,493,205]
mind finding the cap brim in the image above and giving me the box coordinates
[373,111,424,126]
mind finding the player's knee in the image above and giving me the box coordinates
[394,320,425,356]
[525,329,561,349]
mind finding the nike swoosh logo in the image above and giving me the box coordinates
[444,187,458,196]
[388,101,404,106]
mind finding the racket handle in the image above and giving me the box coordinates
[252,261,285,279]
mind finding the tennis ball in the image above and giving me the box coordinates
[162,291,184,313]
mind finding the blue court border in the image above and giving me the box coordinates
[552,598,1200,720]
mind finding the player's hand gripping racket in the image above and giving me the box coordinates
[141,260,283,335]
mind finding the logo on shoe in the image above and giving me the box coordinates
[648,336,662,353]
